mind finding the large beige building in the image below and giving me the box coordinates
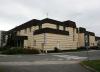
[6,18,97,51]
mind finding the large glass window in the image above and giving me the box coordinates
[57,25,59,30]
[63,26,66,31]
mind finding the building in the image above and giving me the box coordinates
[0,31,7,47]
[78,27,96,49]
[6,18,97,51]
[95,36,100,48]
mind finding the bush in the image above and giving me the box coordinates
[0,46,11,51]
[54,47,61,52]
[1,47,40,54]
[90,46,99,50]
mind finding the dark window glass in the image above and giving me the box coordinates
[39,25,42,29]
[57,25,59,30]
[29,27,31,32]
[63,26,66,31]
[73,28,75,41]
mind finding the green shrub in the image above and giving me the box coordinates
[54,47,61,52]
[0,47,11,51]
[2,47,40,54]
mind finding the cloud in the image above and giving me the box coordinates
[0,0,100,36]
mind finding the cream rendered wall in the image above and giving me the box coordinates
[59,26,63,30]
[67,27,78,49]
[78,33,85,47]
[89,35,96,47]
[44,33,76,50]
[33,34,44,50]
[42,23,56,29]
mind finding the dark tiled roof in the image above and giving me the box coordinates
[34,28,69,35]
[9,19,40,32]
[95,36,100,41]
[41,18,62,25]
[79,27,86,33]
[63,20,76,28]
[8,18,77,33]
[86,31,95,36]
[89,32,95,36]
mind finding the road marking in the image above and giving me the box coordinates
[0,55,8,57]
[0,61,79,66]
[54,55,87,60]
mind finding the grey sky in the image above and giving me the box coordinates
[0,0,100,36]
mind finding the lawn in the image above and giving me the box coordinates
[81,60,100,72]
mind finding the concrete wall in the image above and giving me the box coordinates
[78,33,85,47]
[89,35,96,47]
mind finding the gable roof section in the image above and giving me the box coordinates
[41,18,62,25]
[8,18,77,33]
[9,19,40,32]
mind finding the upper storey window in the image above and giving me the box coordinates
[59,26,63,30]
[63,26,66,31]
[39,25,42,29]
[29,27,31,32]
[57,25,59,30]
[24,28,27,33]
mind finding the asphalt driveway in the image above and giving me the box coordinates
[0,50,100,72]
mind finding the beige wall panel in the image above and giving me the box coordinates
[59,26,63,30]
[45,33,78,50]
[42,23,56,29]
[78,33,85,47]
[89,35,96,47]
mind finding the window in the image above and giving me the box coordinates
[92,43,94,46]
[63,26,66,31]
[24,28,27,33]
[39,25,42,29]
[29,27,31,32]
[57,25,59,30]
[73,28,75,41]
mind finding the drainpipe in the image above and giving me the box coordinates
[43,33,47,53]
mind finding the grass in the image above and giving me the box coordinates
[81,60,100,72]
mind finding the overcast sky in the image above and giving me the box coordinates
[0,0,100,36]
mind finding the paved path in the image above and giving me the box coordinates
[0,60,90,72]
[1,50,99,72]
